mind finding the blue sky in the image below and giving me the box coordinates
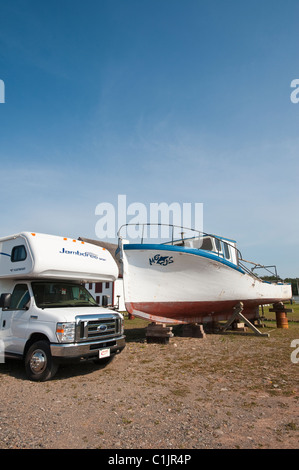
[0,0,299,277]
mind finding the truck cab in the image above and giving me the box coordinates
[0,232,125,381]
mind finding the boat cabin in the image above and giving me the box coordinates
[165,234,239,265]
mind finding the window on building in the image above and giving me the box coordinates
[105,282,110,289]
[95,282,102,293]
[88,283,93,290]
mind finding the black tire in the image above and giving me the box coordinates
[25,340,59,381]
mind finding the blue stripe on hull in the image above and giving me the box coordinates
[123,243,244,273]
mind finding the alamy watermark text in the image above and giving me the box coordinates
[290,79,299,103]
[0,79,5,103]
[95,195,203,240]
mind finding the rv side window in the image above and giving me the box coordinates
[11,245,27,262]
[10,284,30,310]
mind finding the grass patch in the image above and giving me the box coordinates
[124,316,150,342]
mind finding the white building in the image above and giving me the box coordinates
[78,237,126,311]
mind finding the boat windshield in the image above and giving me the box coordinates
[31,281,98,308]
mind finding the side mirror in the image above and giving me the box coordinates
[0,293,11,309]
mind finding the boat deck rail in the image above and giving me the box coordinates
[118,223,236,249]
[118,223,280,281]
[238,259,279,281]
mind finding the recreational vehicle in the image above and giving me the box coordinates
[0,232,125,381]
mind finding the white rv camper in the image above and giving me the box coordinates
[0,232,125,381]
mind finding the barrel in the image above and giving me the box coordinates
[276,311,289,329]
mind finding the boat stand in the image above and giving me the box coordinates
[145,322,174,344]
[221,302,269,337]
[269,301,293,329]
[181,323,206,338]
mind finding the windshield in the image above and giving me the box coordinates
[31,281,98,308]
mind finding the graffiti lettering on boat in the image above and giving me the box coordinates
[149,254,174,266]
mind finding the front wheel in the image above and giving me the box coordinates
[25,340,59,381]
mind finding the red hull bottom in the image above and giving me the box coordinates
[126,299,277,324]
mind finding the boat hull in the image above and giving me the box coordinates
[121,244,292,324]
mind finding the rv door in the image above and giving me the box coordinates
[1,283,31,355]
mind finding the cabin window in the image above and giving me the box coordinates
[223,242,231,260]
[215,238,222,253]
[10,284,30,310]
[200,238,213,251]
[11,245,27,262]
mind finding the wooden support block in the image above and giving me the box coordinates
[232,322,248,332]
[253,318,266,328]
[181,323,206,338]
[145,322,174,344]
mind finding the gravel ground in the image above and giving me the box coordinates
[0,322,298,450]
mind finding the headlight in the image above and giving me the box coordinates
[56,322,75,343]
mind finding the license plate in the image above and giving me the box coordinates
[99,348,110,359]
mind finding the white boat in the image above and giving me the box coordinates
[117,224,292,324]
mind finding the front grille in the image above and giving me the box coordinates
[87,319,117,338]
[75,314,121,342]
